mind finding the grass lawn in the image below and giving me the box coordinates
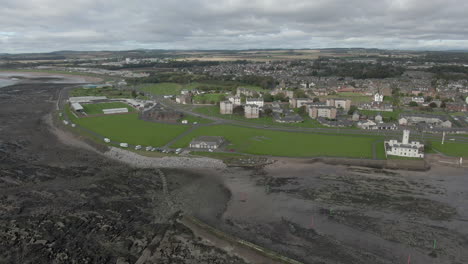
[359,110,401,119]
[73,113,189,147]
[171,125,383,158]
[321,93,372,104]
[429,141,468,157]
[139,83,184,95]
[82,102,136,115]
[70,87,148,99]
[178,114,213,124]
[194,105,326,128]
[193,93,227,104]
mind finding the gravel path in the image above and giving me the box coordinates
[105,147,226,169]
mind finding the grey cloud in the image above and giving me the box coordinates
[0,0,467,53]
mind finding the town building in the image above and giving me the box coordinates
[228,96,241,106]
[189,136,225,149]
[399,114,452,128]
[289,98,311,108]
[69,96,107,104]
[220,101,233,114]
[357,120,377,129]
[273,112,303,123]
[445,102,467,112]
[352,111,360,121]
[326,99,351,111]
[246,98,264,108]
[71,103,84,112]
[374,92,384,102]
[411,96,425,104]
[385,130,424,158]
[236,87,256,97]
[175,94,192,104]
[375,113,383,123]
[309,106,337,119]
[244,104,260,119]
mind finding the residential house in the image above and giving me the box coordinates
[309,106,337,119]
[246,98,264,108]
[326,99,351,111]
[228,96,241,106]
[244,104,260,119]
[189,136,225,150]
[220,101,233,115]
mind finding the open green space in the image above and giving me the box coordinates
[194,105,326,128]
[82,102,136,115]
[429,141,468,157]
[178,114,213,124]
[359,110,401,120]
[139,82,184,95]
[321,92,372,104]
[171,125,383,158]
[193,93,228,104]
[71,86,148,99]
[73,113,188,147]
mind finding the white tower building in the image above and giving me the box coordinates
[402,130,410,144]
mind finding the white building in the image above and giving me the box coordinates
[228,96,241,106]
[69,96,107,104]
[411,96,425,104]
[374,93,384,102]
[384,130,424,158]
[244,104,260,118]
[246,98,264,108]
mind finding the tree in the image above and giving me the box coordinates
[429,102,438,108]
[263,94,274,102]
[409,101,418,107]
[294,89,307,98]
[348,105,358,115]
[297,106,307,116]
[233,105,244,115]
[274,93,287,102]
[262,108,273,117]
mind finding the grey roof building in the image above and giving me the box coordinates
[189,136,226,149]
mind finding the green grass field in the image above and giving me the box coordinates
[73,113,188,147]
[429,141,468,157]
[359,110,401,119]
[193,93,227,104]
[140,83,185,95]
[82,102,135,115]
[171,125,383,158]
[178,114,213,124]
[70,87,148,99]
[194,105,326,128]
[321,93,372,104]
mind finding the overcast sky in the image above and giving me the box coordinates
[1,0,468,53]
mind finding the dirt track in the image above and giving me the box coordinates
[1,74,468,264]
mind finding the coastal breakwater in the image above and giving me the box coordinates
[304,157,430,171]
